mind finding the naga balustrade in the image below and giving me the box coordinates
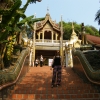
[0,47,30,100]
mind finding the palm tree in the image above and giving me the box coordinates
[95,9,100,25]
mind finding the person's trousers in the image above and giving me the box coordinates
[35,64,38,67]
[52,65,62,85]
[40,61,43,67]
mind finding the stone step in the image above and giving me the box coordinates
[6,66,100,100]
[7,93,100,100]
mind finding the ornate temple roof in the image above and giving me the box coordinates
[36,12,60,32]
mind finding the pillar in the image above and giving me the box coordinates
[68,43,73,68]
[32,22,36,66]
[56,33,58,40]
[65,43,69,67]
[52,31,53,43]
[43,30,44,42]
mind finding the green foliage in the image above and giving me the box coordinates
[17,16,45,25]
[85,25,99,36]
[60,21,99,40]
[62,22,81,40]
[17,15,34,25]
[30,0,42,3]
[0,0,43,68]
[95,9,100,25]
[0,0,22,42]
[63,22,72,40]
[0,0,22,26]
[84,51,100,70]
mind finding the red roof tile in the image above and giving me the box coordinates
[86,34,100,45]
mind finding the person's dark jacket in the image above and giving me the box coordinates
[53,56,61,66]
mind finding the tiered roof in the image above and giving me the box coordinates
[36,13,60,32]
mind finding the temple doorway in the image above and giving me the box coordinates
[35,50,56,65]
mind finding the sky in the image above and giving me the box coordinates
[21,0,100,30]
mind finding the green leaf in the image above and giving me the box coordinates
[6,26,12,31]
[0,40,8,44]
[17,16,45,26]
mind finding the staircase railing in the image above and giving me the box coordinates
[72,49,100,85]
[0,47,30,100]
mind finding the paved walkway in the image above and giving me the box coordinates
[8,66,100,100]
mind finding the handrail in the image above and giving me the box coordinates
[72,49,100,85]
[0,48,30,93]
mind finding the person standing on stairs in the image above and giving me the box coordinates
[35,58,39,67]
[40,55,43,67]
[51,51,62,88]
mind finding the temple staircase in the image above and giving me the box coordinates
[6,66,100,100]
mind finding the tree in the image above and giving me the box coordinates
[60,21,99,40]
[0,0,43,69]
[95,9,100,25]
[60,22,81,40]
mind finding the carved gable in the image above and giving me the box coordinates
[44,22,53,30]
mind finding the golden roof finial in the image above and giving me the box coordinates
[71,22,77,36]
[72,22,74,32]
[47,6,49,14]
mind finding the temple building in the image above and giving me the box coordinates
[32,12,67,65]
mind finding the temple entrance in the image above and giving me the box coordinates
[35,50,56,65]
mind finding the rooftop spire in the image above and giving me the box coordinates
[72,22,76,35]
[47,6,49,14]
[72,22,74,32]
[70,22,78,40]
